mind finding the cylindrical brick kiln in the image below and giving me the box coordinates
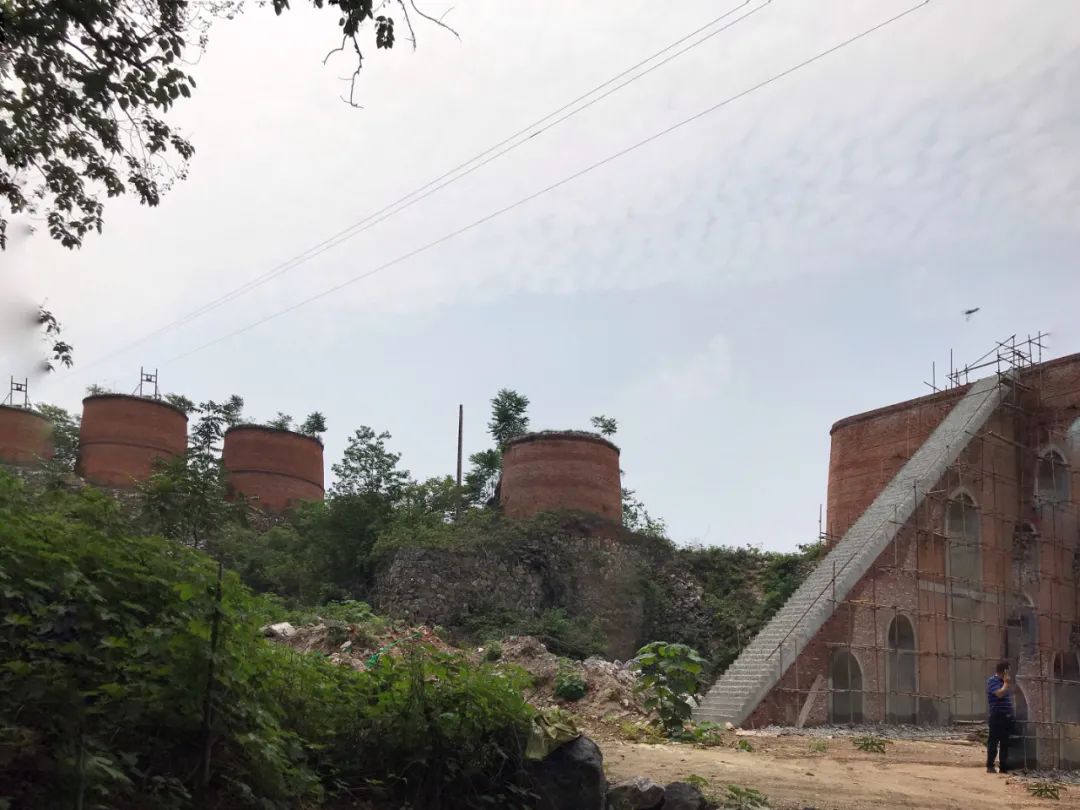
[0,405,54,466]
[78,394,188,488]
[499,430,622,521]
[222,425,324,513]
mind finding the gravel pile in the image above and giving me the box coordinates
[746,724,970,741]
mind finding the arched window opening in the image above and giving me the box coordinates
[830,650,863,724]
[1036,449,1070,506]
[887,615,917,723]
[946,494,981,589]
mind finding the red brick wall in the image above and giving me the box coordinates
[0,405,54,466]
[78,395,187,488]
[750,353,1080,728]
[222,425,324,514]
[500,432,622,522]
[826,387,966,541]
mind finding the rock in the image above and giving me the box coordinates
[725,721,735,730]
[663,781,707,810]
[262,622,296,639]
[608,776,664,810]
[526,735,605,810]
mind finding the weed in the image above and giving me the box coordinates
[618,721,665,744]
[553,659,588,701]
[722,784,770,809]
[483,641,503,662]
[1028,781,1066,800]
[735,738,755,752]
[808,739,828,753]
[853,735,888,754]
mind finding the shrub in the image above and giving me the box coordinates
[0,473,538,809]
[735,738,754,752]
[484,641,504,661]
[723,784,770,809]
[631,641,707,734]
[618,721,665,744]
[674,721,726,747]
[853,735,889,754]
[554,659,589,701]
[1028,781,1065,800]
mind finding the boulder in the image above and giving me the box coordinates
[663,781,708,810]
[526,735,605,810]
[261,622,296,639]
[608,776,664,810]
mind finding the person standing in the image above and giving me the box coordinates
[986,661,1014,774]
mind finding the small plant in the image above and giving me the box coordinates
[722,784,770,809]
[678,721,726,747]
[684,774,710,791]
[554,659,588,701]
[808,738,828,753]
[483,641,503,662]
[853,735,888,754]
[735,738,754,752]
[618,721,665,744]
[631,641,707,734]
[1028,781,1065,800]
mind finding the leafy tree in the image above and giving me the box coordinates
[623,487,667,538]
[1,0,454,249]
[35,306,74,371]
[33,403,80,470]
[631,641,707,734]
[330,425,409,501]
[266,411,293,430]
[298,410,327,437]
[85,383,112,395]
[189,395,244,454]
[137,450,241,549]
[164,392,196,414]
[464,389,530,507]
[590,414,618,437]
[487,388,530,447]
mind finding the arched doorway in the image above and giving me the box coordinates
[887,615,917,723]
[830,649,863,724]
[946,492,985,720]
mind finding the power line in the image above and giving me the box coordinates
[168,0,932,363]
[77,0,771,372]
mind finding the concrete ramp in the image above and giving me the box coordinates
[693,374,1006,726]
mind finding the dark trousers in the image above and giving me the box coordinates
[987,714,1011,770]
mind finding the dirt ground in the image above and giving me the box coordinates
[601,735,1080,809]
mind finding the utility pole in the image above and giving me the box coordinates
[455,404,464,519]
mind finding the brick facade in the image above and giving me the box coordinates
[748,354,1080,749]
[500,431,622,522]
[222,425,324,514]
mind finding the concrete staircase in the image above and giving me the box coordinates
[693,374,1007,726]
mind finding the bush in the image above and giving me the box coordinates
[0,472,538,809]
[723,784,770,809]
[483,641,503,661]
[554,660,588,701]
[853,735,889,754]
[631,641,707,734]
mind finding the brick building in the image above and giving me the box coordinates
[697,343,1080,767]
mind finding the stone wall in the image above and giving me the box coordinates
[373,529,650,659]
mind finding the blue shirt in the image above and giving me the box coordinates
[987,675,1013,716]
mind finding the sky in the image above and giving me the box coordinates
[3,0,1080,552]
